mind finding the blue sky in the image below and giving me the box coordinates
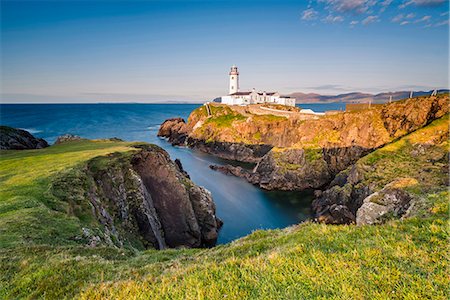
[1,0,449,103]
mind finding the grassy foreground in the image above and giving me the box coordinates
[0,137,448,299]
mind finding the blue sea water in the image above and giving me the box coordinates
[0,103,340,244]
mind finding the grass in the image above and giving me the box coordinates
[0,126,449,299]
[1,189,448,299]
[0,140,136,249]
[359,115,448,193]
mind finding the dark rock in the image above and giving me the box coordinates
[157,118,189,146]
[109,137,124,142]
[312,164,373,224]
[174,158,190,179]
[130,147,222,248]
[0,126,49,150]
[316,204,355,224]
[187,138,272,163]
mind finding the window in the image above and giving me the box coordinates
[231,76,234,80]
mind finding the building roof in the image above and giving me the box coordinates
[230,91,252,95]
[230,91,278,96]
[257,92,277,96]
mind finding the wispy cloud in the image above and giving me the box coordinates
[400,0,447,9]
[434,19,450,26]
[304,84,352,92]
[302,8,318,20]
[362,15,379,25]
[380,0,393,12]
[414,15,431,23]
[324,14,345,23]
[318,0,375,14]
[392,13,416,23]
[301,0,447,28]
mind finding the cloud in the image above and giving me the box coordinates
[400,0,447,8]
[324,15,345,23]
[302,0,446,28]
[434,19,450,26]
[414,15,431,23]
[301,8,319,20]
[392,13,416,23]
[318,0,377,14]
[305,84,350,91]
[362,15,379,25]
[392,14,404,22]
[379,0,393,12]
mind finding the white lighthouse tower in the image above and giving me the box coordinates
[229,65,239,95]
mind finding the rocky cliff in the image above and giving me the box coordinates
[160,94,449,191]
[0,126,49,150]
[52,143,222,250]
[312,115,449,224]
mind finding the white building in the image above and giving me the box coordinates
[221,65,295,107]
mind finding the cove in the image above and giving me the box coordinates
[0,103,337,243]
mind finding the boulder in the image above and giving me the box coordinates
[356,181,413,225]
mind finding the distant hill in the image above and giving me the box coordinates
[290,89,449,103]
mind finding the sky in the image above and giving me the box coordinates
[1,0,449,103]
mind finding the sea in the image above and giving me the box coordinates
[0,102,346,244]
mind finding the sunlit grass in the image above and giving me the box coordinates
[0,128,448,299]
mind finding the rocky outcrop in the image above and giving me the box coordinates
[0,126,48,150]
[210,146,372,191]
[312,115,449,225]
[356,181,413,225]
[380,94,448,137]
[54,134,84,144]
[158,118,273,162]
[52,144,222,250]
[157,118,189,145]
[312,165,373,224]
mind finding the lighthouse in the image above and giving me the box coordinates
[221,65,295,106]
[229,65,239,95]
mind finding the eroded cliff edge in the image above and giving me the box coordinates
[52,143,222,250]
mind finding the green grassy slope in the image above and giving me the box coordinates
[0,130,448,299]
[0,140,136,249]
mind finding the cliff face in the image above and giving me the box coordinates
[160,94,448,191]
[0,126,49,150]
[312,116,449,224]
[52,144,222,249]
